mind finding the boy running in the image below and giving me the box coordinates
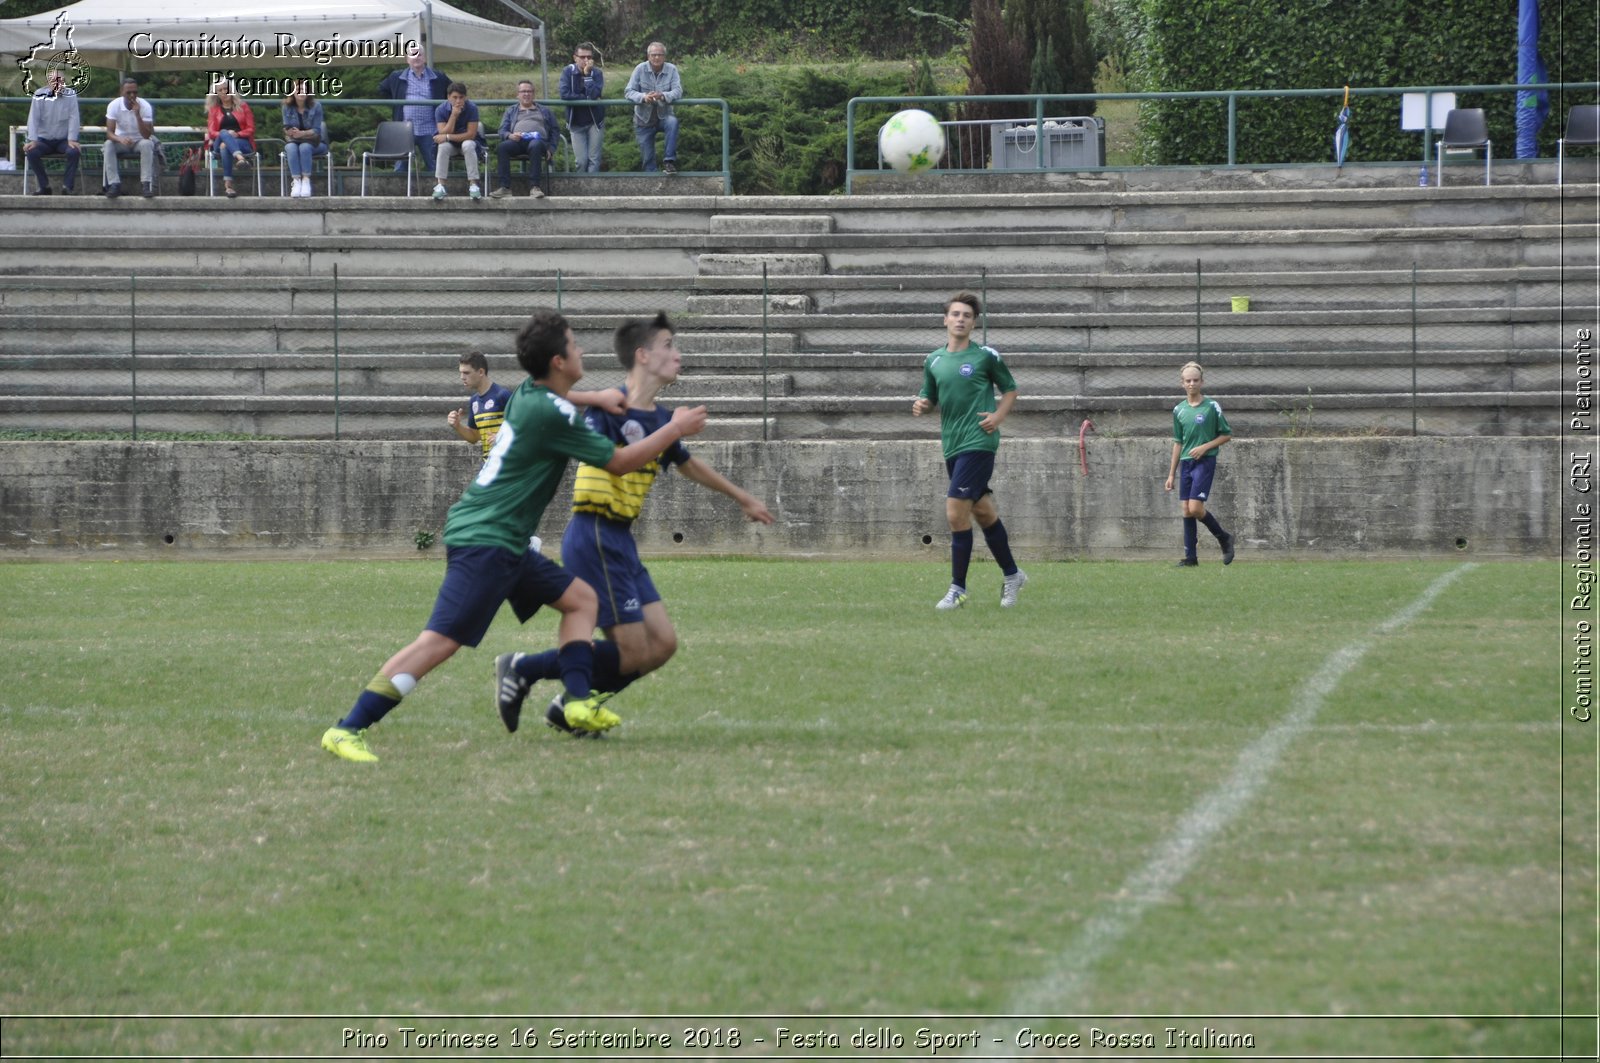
[911,292,1026,610]
[1164,360,1236,567]
[495,312,773,737]
[321,309,706,762]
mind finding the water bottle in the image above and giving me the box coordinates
[1418,165,1428,187]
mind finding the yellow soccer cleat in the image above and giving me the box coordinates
[321,726,379,763]
[560,694,622,734]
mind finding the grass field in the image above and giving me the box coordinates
[0,557,1591,1059]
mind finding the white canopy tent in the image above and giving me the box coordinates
[1,0,545,89]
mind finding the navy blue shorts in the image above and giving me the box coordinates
[561,513,660,630]
[945,450,996,502]
[425,544,575,648]
[1177,455,1218,502]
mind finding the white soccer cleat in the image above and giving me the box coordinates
[1000,569,1029,607]
[935,585,968,611]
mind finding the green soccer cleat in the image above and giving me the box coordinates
[321,726,379,763]
[935,584,968,611]
[494,652,532,733]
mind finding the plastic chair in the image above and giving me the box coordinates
[1558,105,1600,185]
[1434,108,1491,186]
[361,121,415,196]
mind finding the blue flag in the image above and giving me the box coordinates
[1517,0,1549,158]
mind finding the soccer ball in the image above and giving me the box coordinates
[878,109,946,173]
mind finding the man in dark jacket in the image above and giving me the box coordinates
[559,43,604,173]
[377,43,450,172]
[490,81,558,198]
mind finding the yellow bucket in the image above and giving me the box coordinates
[1230,296,1250,313]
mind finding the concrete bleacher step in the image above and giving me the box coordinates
[0,179,1584,440]
[708,214,836,235]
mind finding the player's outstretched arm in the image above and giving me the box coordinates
[571,387,626,414]
[679,457,775,524]
[603,405,707,476]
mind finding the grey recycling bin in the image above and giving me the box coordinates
[992,116,1106,170]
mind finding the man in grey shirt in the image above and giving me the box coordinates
[623,41,682,173]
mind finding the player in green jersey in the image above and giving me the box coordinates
[1164,360,1236,567]
[321,309,707,763]
[912,292,1027,610]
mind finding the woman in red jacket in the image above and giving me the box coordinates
[206,80,255,198]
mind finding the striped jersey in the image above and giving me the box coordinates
[571,399,691,524]
[467,381,514,459]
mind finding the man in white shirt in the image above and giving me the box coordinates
[103,79,156,198]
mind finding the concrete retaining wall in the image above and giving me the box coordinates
[0,438,1556,559]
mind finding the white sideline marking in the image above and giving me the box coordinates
[999,563,1477,1026]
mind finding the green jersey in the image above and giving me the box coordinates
[1172,397,1231,460]
[443,380,618,553]
[919,342,1017,460]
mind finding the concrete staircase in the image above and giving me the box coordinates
[0,172,1593,440]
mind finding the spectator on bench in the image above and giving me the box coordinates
[25,68,81,196]
[206,79,256,199]
[103,78,156,199]
[490,80,557,199]
[282,80,327,198]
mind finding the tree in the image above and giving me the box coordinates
[1007,0,1097,113]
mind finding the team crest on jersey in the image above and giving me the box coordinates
[960,363,974,377]
[484,399,497,410]
[622,418,646,444]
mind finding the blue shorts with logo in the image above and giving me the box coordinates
[945,450,996,502]
[425,544,575,647]
[560,512,661,630]
[1177,455,1218,502]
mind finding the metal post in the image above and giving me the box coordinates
[1195,258,1203,357]
[1227,94,1237,166]
[333,264,341,441]
[556,267,563,311]
[130,271,138,440]
[1411,263,1419,435]
[761,263,770,442]
[981,266,989,345]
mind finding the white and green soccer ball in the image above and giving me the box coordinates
[878,108,946,174]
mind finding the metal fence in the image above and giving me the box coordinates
[846,82,1600,191]
[0,261,1575,442]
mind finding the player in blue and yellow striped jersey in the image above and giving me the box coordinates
[912,292,1027,610]
[448,351,514,460]
[320,310,706,763]
[494,312,774,737]
[1164,361,1236,567]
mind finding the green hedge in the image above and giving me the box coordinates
[1130,0,1600,165]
